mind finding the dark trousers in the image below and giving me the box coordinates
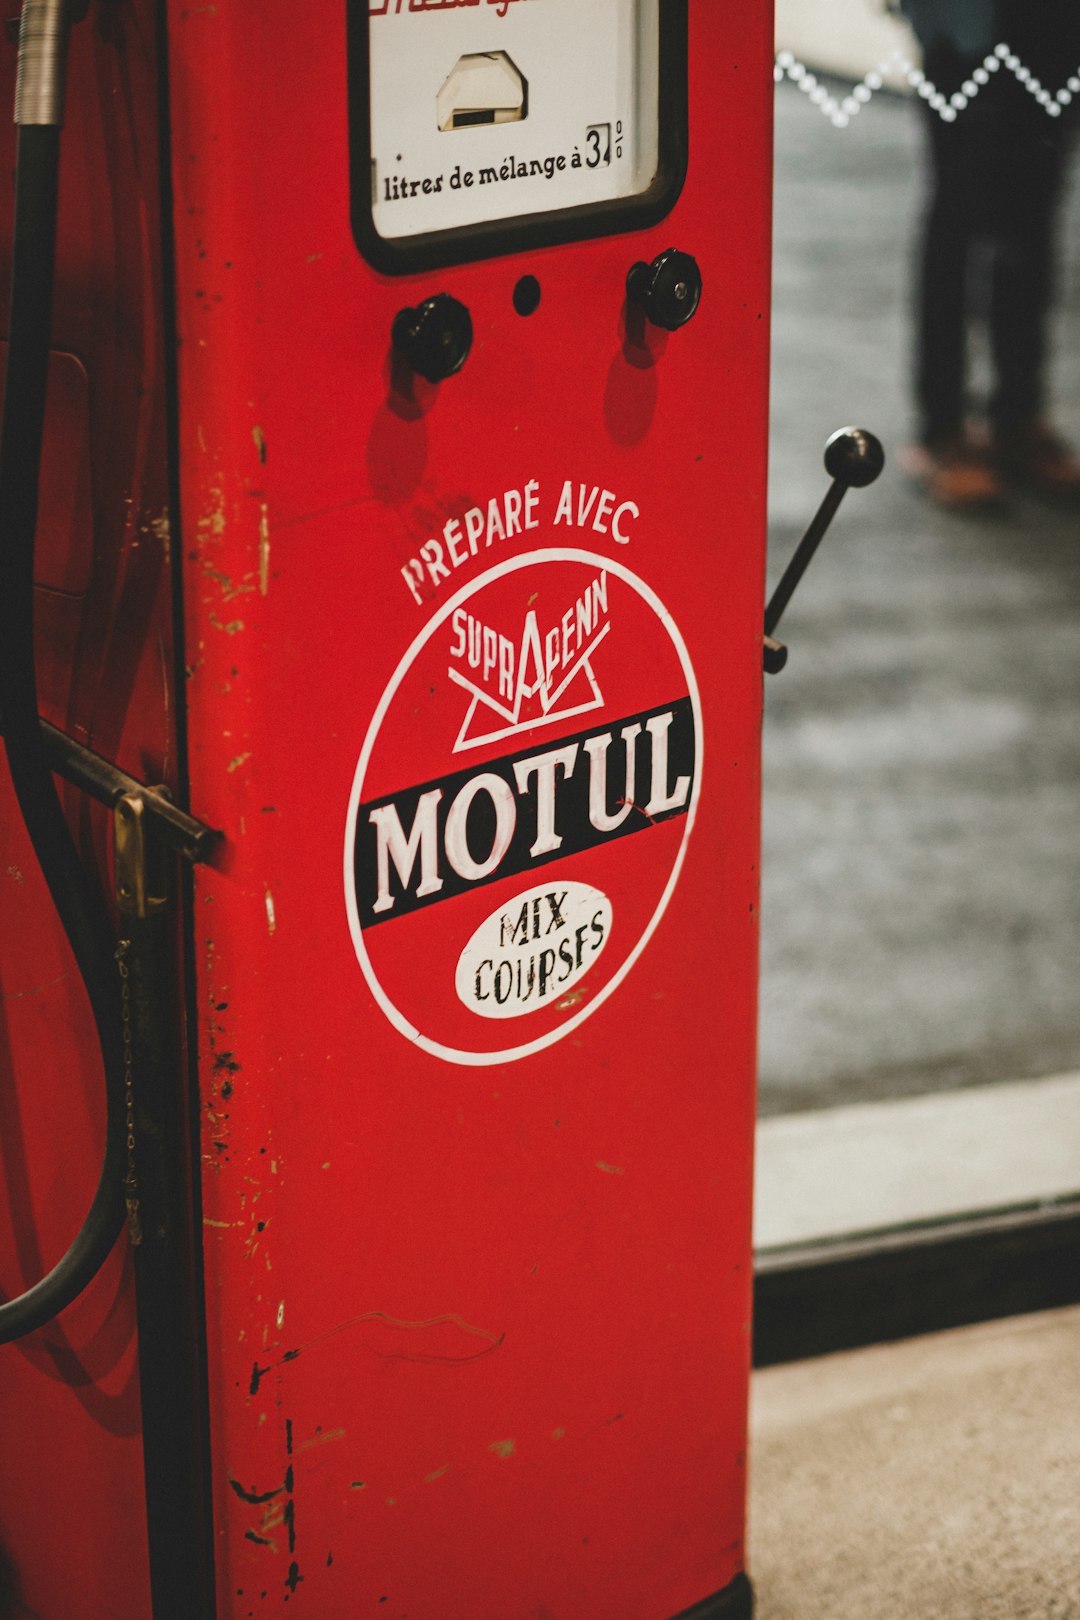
[915,41,1071,444]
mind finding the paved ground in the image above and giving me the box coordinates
[750,1305,1080,1619]
[755,1070,1080,1248]
[760,79,1080,1116]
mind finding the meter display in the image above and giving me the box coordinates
[350,0,687,269]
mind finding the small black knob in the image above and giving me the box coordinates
[626,248,702,331]
[763,635,789,675]
[823,426,885,489]
[392,293,472,383]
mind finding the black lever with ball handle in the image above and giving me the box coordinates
[764,427,885,674]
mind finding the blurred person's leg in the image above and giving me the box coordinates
[989,0,1080,493]
[910,38,1005,503]
[988,96,1066,433]
[917,105,969,447]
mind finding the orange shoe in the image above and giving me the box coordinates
[992,422,1080,501]
[902,435,1007,511]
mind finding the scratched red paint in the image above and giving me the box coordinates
[2,3,771,1615]
[0,5,175,1615]
[168,4,770,1614]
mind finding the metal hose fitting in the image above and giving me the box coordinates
[15,0,73,127]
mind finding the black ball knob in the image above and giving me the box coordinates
[392,293,472,383]
[823,426,885,489]
[626,248,702,331]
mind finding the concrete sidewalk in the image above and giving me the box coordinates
[755,1071,1080,1248]
[750,1306,1080,1619]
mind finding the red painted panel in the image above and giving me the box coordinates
[0,5,178,1616]
[0,346,94,595]
[167,4,771,1616]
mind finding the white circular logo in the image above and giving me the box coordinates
[343,549,702,1066]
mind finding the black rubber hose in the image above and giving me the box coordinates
[0,121,126,1342]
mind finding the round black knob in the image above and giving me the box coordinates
[391,293,472,383]
[626,248,702,331]
[823,426,885,489]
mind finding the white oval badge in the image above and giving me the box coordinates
[455,880,613,1021]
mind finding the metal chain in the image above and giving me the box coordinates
[115,940,143,1246]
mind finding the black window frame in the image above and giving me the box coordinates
[347,0,689,275]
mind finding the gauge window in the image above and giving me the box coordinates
[350,0,687,272]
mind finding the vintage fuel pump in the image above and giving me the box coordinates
[0,3,873,1617]
[167,8,770,1615]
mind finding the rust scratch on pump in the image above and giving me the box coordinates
[202,563,254,603]
[197,486,225,543]
[149,509,171,557]
[296,1427,345,1454]
[1,971,68,1002]
[247,1310,504,1394]
[264,888,277,935]
[258,503,270,595]
[228,1478,283,1507]
[229,1419,301,1583]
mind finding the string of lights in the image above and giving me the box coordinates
[775,42,1080,128]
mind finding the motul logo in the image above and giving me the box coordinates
[356,697,694,927]
[344,547,701,1066]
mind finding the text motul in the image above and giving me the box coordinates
[361,699,694,922]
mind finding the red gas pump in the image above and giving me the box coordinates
[1,4,778,1617]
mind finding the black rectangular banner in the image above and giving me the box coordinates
[355,695,696,927]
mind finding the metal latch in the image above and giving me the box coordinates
[114,791,171,919]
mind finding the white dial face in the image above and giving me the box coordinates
[368,0,661,241]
